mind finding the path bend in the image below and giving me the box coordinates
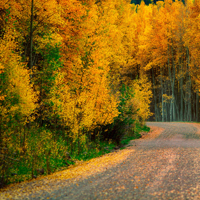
[1,122,200,200]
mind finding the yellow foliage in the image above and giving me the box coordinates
[0,28,37,119]
[132,76,152,122]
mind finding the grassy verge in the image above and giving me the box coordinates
[3,124,150,188]
[120,123,150,148]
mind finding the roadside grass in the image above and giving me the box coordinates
[120,124,150,149]
[4,124,150,187]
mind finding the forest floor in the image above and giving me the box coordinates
[1,122,200,199]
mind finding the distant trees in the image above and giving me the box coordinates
[132,0,200,122]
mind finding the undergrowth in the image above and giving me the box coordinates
[3,124,150,187]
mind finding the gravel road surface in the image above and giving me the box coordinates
[1,122,200,200]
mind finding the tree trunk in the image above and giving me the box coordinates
[168,44,172,121]
[171,41,176,121]
[161,68,164,122]
[180,62,184,121]
[186,47,191,121]
[152,68,158,121]
[29,0,34,74]
[196,90,199,122]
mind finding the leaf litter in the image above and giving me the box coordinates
[0,126,164,200]
[0,148,135,199]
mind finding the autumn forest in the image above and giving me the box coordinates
[1,0,200,187]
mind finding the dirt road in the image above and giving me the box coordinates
[1,122,200,200]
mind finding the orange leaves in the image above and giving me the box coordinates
[52,0,126,136]
[0,0,154,135]
[0,63,4,74]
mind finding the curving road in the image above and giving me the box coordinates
[1,122,200,199]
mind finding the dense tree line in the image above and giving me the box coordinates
[0,0,151,187]
[139,0,200,122]
[1,0,200,187]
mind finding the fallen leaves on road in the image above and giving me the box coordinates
[141,126,164,139]
[52,148,135,180]
[0,148,134,200]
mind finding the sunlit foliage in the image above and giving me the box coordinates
[0,0,154,187]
